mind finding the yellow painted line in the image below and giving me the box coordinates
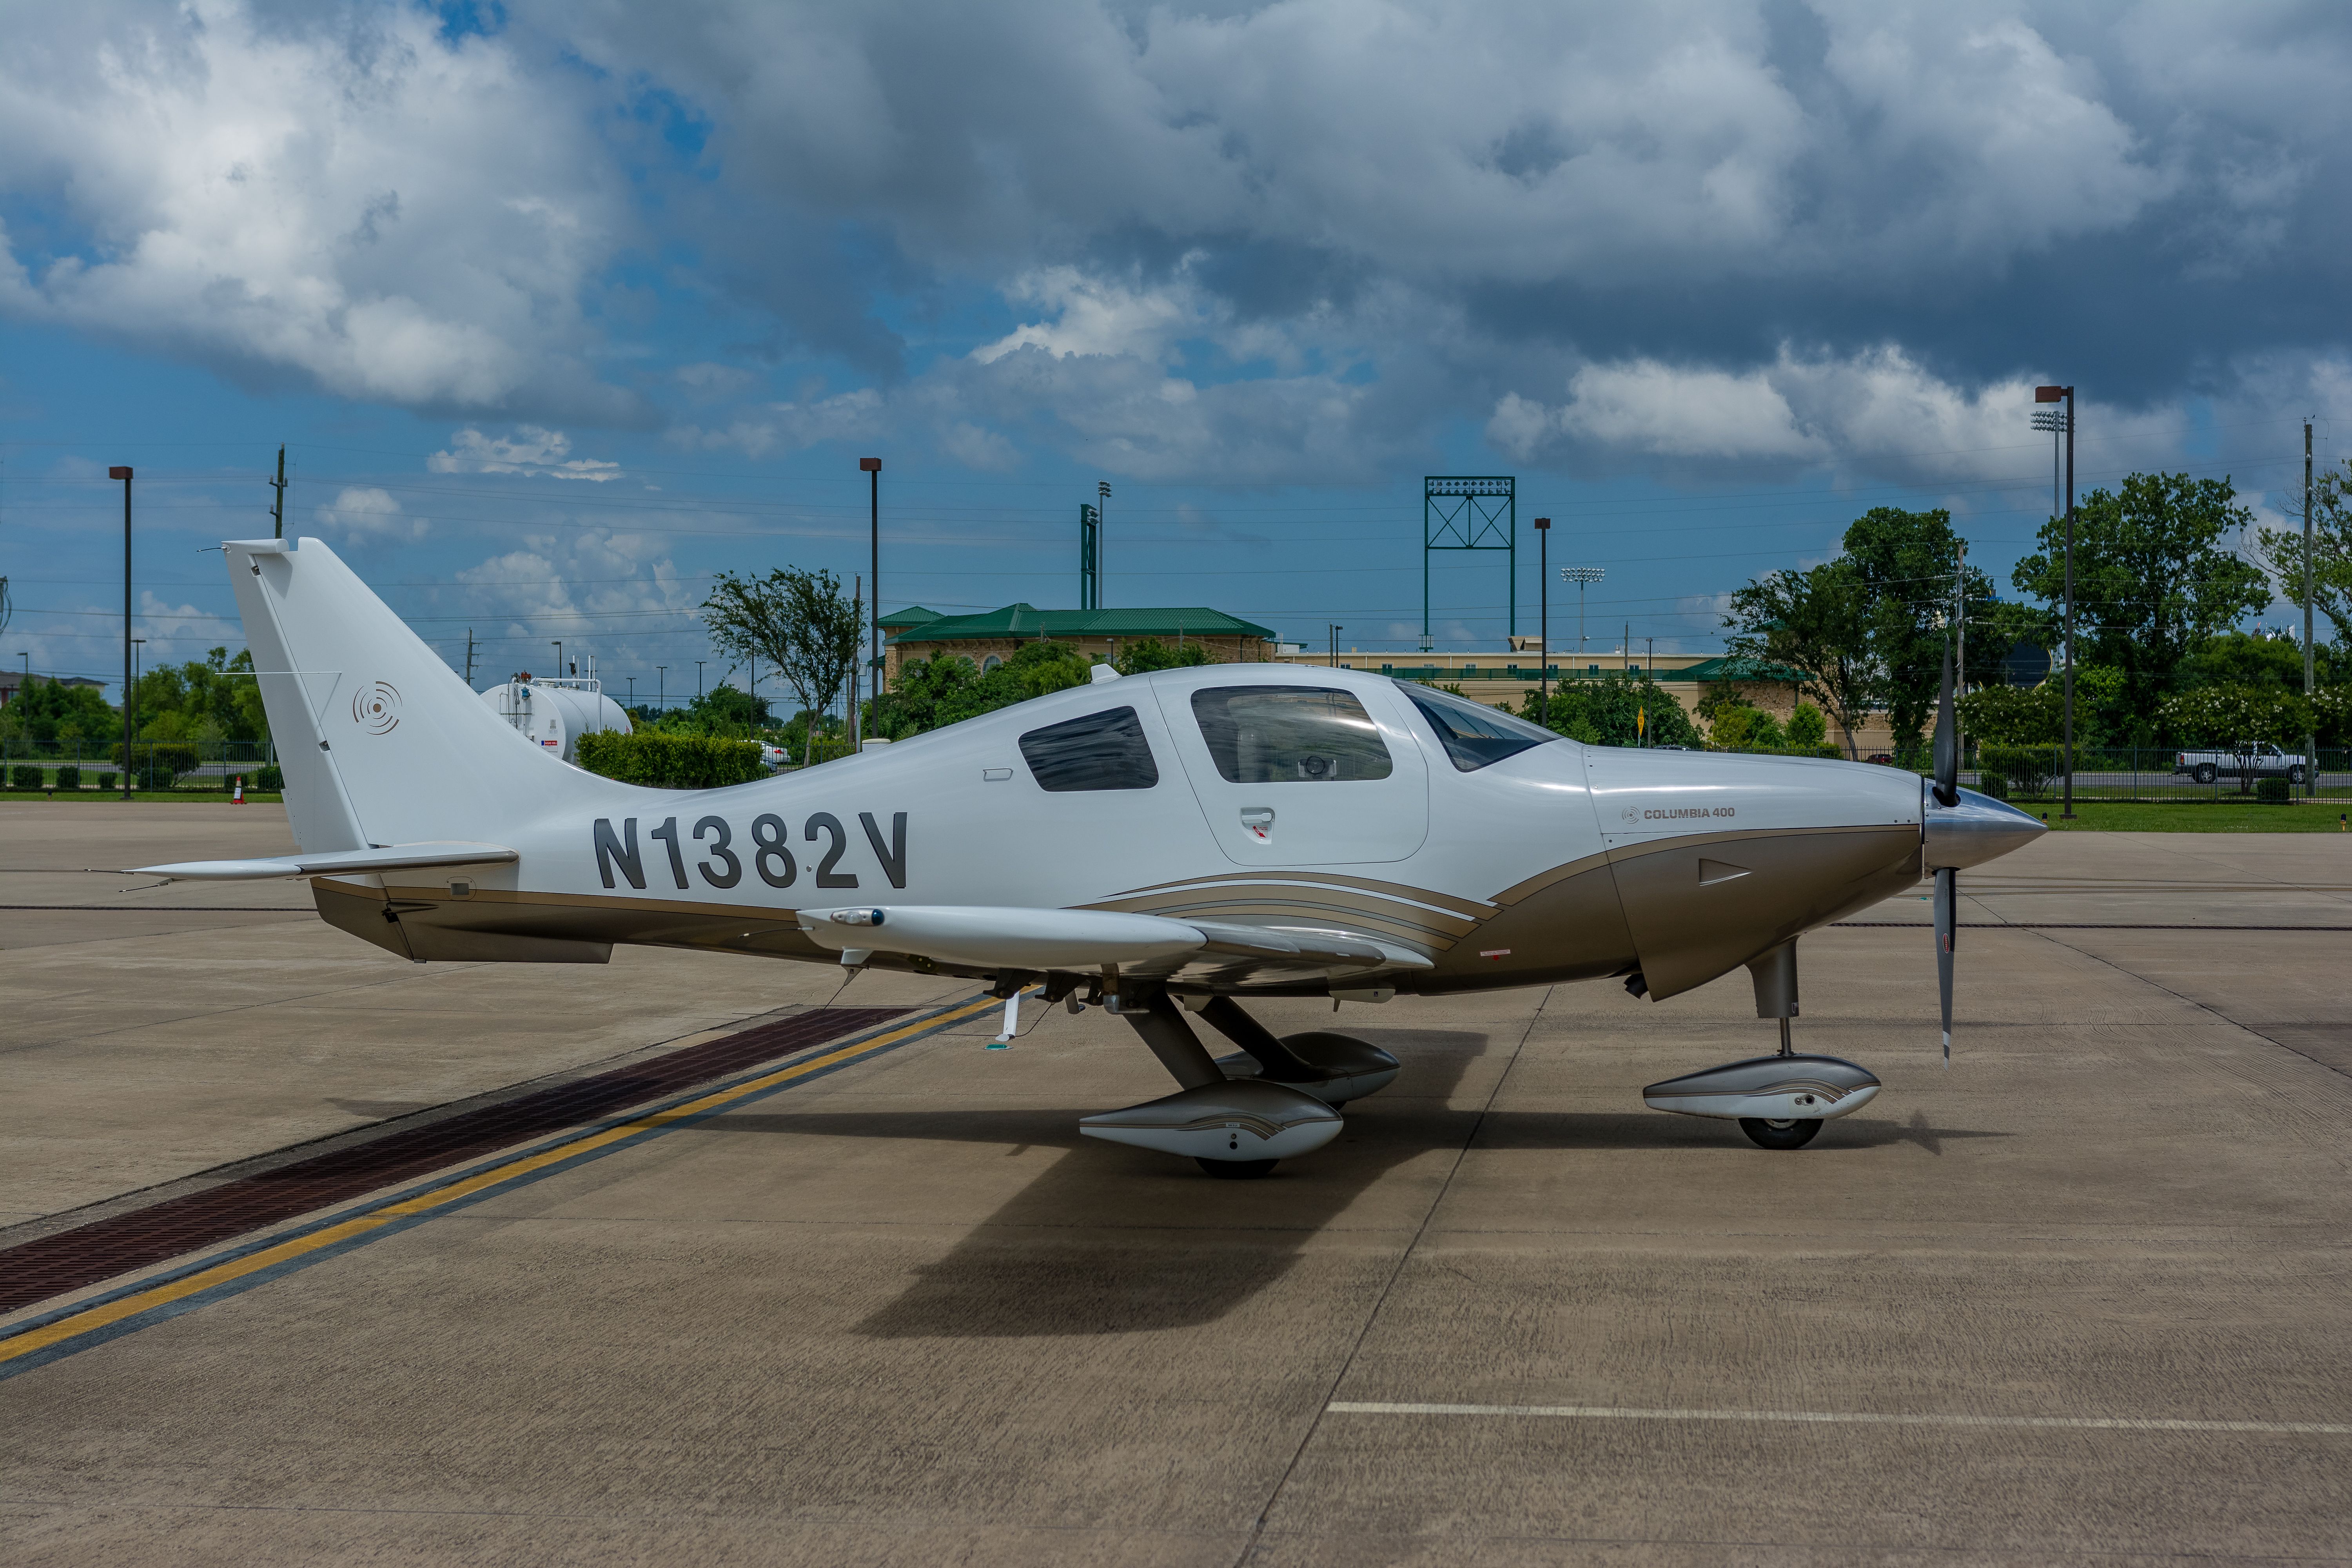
[0,995,1003,1367]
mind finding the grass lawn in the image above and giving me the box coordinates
[0,790,284,803]
[2007,799,2352,832]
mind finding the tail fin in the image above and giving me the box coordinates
[226,537,602,853]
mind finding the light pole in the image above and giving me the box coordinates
[1097,481,1112,609]
[109,465,132,799]
[2296,421,2314,799]
[657,665,666,712]
[1534,517,1552,727]
[552,641,564,680]
[1561,566,1604,664]
[626,676,635,710]
[129,637,145,787]
[2034,385,2076,818]
[861,457,882,701]
[696,660,705,702]
[1327,624,1343,669]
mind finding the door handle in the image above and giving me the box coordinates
[1239,806,1274,841]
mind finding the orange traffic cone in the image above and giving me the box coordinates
[232,776,245,805]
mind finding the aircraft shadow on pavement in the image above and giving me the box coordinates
[682,1029,2008,1338]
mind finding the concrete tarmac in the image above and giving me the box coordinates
[4,807,2351,1564]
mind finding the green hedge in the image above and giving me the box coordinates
[575,730,766,789]
[54,766,80,791]
[109,743,200,788]
[1978,744,2054,798]
[2256,776,2292,804]
[10,764,43,791]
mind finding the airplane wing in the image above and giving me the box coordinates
[796,904,1429,984]
[128,842,519,882]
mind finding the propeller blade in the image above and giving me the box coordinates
[1931,640,1959,808]
[1934,865,1956,1065]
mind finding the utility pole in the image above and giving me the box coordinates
[1328,623,1343,669]
[1955,538,1967,699]
[267,445,287,539]
[464,628,475,688]
[861,457,882,700]
[657,666,666,712]
[110,465,132,799]
[1097,481,1111,610]
[696,660,705,701]
[2036,385,2077,818]
[1534,517,1551,727]
[850,573,863,752]
[2306,419,2317,797]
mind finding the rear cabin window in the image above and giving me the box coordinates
[1018,706,1160,791]
[1189,686,1394,783]
[1399,681,1558,772]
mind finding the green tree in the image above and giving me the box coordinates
[2253,457,2352,647]
[2010,473,2268,736]
[703,568,863,765]
[1113,638,1212,675]
[1704,701,1786,752]
[648,684,772,739]
[1839,507,2001,755]
[0,675,118,753]
[2180,631,2323,691]
[871,641,1097,738]
[1724,563,1879,759]
[125,647,269,754]
[2162,684,2315,791]
[1513,669,1703,749]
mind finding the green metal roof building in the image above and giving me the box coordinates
[884,603,1276,680]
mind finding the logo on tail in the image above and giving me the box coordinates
[353,681,402,735]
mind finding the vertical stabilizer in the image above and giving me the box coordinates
[225,537,601,853]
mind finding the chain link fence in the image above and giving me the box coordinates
[1935,744,2352,803]
[0,739,279,792]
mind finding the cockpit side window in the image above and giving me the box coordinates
[1018,706,1160,791]
[1189,686,1394,783]
[1397,680,1558,772]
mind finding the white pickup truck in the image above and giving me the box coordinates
[2173,742,2308,785]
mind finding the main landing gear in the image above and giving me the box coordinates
[1076,991,1400,1178]
[1638,940,1882,1151]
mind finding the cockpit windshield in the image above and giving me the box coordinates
[1397,681,1559,772]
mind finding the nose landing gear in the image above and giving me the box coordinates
[1640,940,1882,1150]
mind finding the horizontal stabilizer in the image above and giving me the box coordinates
[129,842,519,882]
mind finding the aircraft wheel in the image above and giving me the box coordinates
[1197,1157,1279,1180]
[1739,1117,1822,1151]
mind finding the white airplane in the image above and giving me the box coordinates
[137,537,2043,1178]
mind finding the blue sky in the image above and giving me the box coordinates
[2,1,2346,700]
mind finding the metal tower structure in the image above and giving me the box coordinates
[1423,475,1515,650]
[1078,503,1100,611]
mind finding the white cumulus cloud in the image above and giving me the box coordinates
[429,427,621,481]
[315,485,422,543]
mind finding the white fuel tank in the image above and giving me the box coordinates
[481,678,631,764]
